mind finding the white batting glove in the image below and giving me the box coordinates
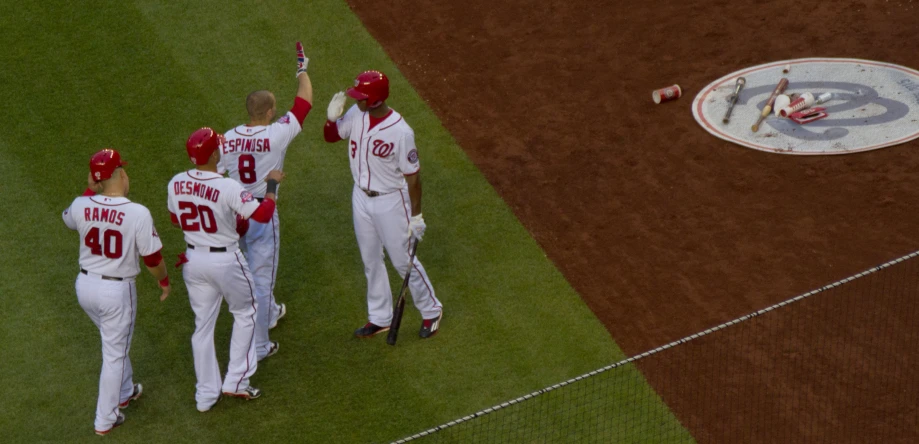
[327,91,346,122]
[296,41,309,77]
[408,214,426,241]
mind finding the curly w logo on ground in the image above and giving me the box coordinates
[693,58,919,155]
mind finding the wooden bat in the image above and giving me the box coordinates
[386,239,420,346]
[751,78,789,132]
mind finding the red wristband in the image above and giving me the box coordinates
[159,276,169,287]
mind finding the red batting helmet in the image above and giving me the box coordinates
[89,149,127,182]
[186,127,224,165]
[346,71,389,108]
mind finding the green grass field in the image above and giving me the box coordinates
[0,1,688,442]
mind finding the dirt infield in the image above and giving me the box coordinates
[348,0,919,441]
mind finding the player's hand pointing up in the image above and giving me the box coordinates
[296,42,309,77]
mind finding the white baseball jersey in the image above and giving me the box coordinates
[335,105,420,193]
[62,196,162,278]
[218,112,302,197]
[167,170,261,247]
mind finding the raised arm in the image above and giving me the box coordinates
[323,92,347,143]
[295,42,314,105]
[289,42,314,126]
[64,173,104,229]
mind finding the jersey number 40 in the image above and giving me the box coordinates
[178,202,218,233]
[85,227,123,259]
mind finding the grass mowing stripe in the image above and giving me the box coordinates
[0,0,688,442]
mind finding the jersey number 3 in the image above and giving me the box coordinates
[238,154,257,184]
[84,227,123,259]
[178,201,218,233]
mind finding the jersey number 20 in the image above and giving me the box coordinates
[84,227,123,259]
[178,202,218,233]
[239,155,257,184]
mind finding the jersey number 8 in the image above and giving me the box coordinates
[84,227,123,259]
[178,201,218,233]
[239,154,257,184]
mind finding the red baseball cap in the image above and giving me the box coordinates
[89,149,127,182]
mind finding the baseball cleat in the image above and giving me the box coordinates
[118,383,143,409]
[269,303,286,329]
[259,341,279,361]
[223,386,261,400]
[94,413,125,436]
[419,312,442,339]
[354,322,390,338]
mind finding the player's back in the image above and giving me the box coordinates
[220,117,301,197]
[65,195,157,278]
[167,170,253,248]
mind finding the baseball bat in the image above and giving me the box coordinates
[722,77,746,124]
[386,239,420,346]
[751,78,789,132]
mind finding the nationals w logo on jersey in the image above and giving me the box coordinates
[371,139,395,158]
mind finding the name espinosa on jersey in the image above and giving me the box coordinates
[223,138,271,153]
[172,180,220,203]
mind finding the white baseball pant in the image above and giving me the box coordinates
[239,209,282,360]
[182,247,258,410]
[75,273,137,432]
[352,185,442,326]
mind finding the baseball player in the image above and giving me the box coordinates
[168,128,285,412]
[323,70,443,339]
[62,149,170,435]
[217,42,313,361]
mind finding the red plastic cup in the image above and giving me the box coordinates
[652,85,682,104]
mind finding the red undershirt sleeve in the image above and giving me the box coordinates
[249,199,276,223]
[235,214,250,237]
[142,250,163,267]
[82,188,96,196]
[290,97,312,126]
[170,212,179,225]
[324,120,342,143]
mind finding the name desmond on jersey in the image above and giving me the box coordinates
[173,181,220,203]
[223,138,271,154]
[84,207,125,226]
